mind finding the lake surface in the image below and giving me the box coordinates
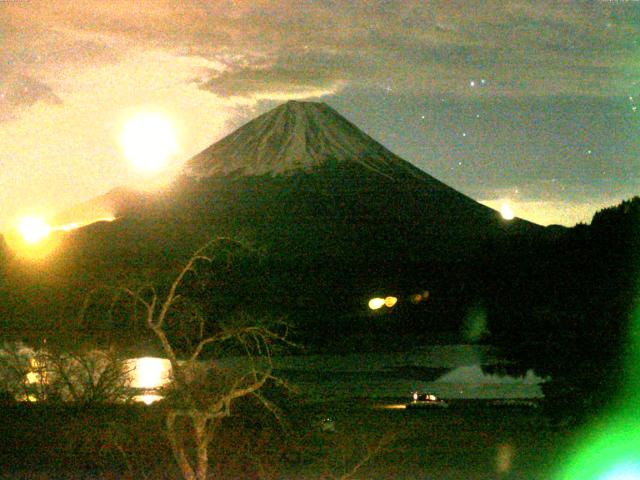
[10,344,546,404]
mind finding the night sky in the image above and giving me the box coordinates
[1,0,639,229]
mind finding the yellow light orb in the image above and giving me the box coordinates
[18,217,51,244]
[500,203,514,220]
[384,296,398,307]
[368,297,386,310]
[120,112,177,172]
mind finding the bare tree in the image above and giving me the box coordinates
[317,430,397,480]
[118,240,290,480]
[0,342,133,404]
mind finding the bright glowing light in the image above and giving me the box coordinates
[384,296,398,307]
[500,203,514,220]
[600,462,640,480]
[120,112,177,172]
[133,394,164,405]
[16,394,38,403]
[368,298,386,310]
[557,413,640,480]
[129,357,171,389]
[18,217,51,244]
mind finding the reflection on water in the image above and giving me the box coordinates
[17,354,173,405]
[132,393,165,405]
[14,345,546,405]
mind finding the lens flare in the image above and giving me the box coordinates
[557,293,640,479]
[384,296,398,307]
[600,462,640,480]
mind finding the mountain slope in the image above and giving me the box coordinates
[172,101,539,258]
[38,100,540,273]
[185,100,428,179]
[1,101,542,337]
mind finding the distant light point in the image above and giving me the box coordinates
[368,298,386,310]
[470,80,476,87]
[384,296,398,308]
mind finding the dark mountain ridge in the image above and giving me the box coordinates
[1,101,543,344]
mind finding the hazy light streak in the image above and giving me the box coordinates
[54,216,116,233]
[379,404,407,410]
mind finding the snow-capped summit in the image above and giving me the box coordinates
[185,100,424,179]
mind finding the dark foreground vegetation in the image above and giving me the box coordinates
[0,399,573,480]
[485,197,640,414]
[0,196,637,478]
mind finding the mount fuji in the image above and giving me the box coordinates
[3,101,542,336]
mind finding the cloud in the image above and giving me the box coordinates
[198,50,351,100]
[0,75,61,121]
[3,0,637,104]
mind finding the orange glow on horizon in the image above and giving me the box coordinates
[5,215,117,260]
[18,217,51,244]
[500,202,515,220]
[55,216,116,233]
